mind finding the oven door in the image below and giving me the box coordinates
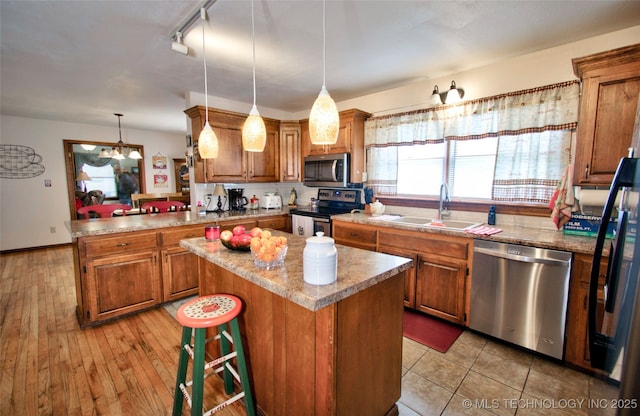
[313,217,332,237]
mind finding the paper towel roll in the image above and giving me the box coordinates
[578,189,609,209]
[578,189,638,214]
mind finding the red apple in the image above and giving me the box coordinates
[232,225,246,236]
[230,234,240,247]
[249,227,262,238]
[238,233,253,247]
[220,230,233,242]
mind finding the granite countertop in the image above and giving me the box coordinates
[180,231,413,311]
[66,208,291,238]
[332,212,601,255]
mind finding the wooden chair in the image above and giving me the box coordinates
[77,204,132,218]
[131,192,186,208]
[141,200,185,213]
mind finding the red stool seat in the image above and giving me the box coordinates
[176,295,242,328]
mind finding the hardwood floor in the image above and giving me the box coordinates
[0,246,246,415]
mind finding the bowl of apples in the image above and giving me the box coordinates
[249,228,288,270]
[219,225,253,252]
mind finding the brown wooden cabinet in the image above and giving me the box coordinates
[78,231,161,326]
[279,121,301,182]
[301,109,371,184]
[158,225,203,302]
[73,214,290,326]
[332,221,377,251]
[572,44,640,186]
[565,253,608,372]
[377,228,470,324]
[333,220,470,324]
[184,106,280,183]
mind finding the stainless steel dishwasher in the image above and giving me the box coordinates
[469,240,572,360]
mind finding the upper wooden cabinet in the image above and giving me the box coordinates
[572,44,640,186]
[279,121,301,182]
[185,106,280,183]
[301,109,371,184]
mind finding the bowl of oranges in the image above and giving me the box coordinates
[249,228,288,270]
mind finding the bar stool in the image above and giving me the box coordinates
[172,294,255,416]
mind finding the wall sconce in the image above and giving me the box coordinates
[429,81,465,106]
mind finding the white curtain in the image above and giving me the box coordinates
[365,80,580,202]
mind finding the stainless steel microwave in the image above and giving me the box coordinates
[303,153,349,187]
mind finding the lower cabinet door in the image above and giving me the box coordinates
[378,245,417,308]
[415,254,466,324]
[161,246,199,302]
[84,250,161,324]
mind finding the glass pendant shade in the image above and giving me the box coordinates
[242,105,266,152]
[429,85,443,107]
[98,148,111,158]
[80,144,96,151]
[309,86,340,145]
[128,149,142,159]
[445,81,462,104]
[199,123,219,159]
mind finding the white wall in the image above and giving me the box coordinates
[0,115,185,251]
[2,26,638,250]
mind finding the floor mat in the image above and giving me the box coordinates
[403,309,464,353]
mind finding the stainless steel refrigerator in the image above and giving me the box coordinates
[589,155,640,415]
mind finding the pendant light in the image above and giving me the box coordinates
[242,0,266,152]
[112,113,126,160]
[198,7,219,159]
[309,0,339,145]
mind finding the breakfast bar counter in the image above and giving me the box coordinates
[180,233,412,416]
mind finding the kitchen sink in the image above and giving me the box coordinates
[386,216,482,231]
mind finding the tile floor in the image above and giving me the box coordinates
[165,299,619,416]
[398,330,619,416]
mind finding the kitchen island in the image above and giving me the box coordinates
[180,233,413,416]
[66,209,291,327]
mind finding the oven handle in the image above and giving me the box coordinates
[313,217,331,223]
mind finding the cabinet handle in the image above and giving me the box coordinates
[185,233,196,238]
[584,163,589,179]
[583,294,587,310]
[116,242,130,247]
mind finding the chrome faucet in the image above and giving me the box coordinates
[438,183,450,220]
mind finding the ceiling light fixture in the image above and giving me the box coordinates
[171,31,189,56]
[242,0,266,152]
[429,81,465,106]
[197,7,219,159]
[80,144,96,151]
[309,0,339,146]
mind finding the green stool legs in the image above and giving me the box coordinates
[172,317,255,416]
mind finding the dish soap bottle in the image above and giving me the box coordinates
[488,205,496,225]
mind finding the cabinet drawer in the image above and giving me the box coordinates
[83,231,157,258]
[257,216,287,230]
[378,230,469,260]
[159,225,204,246]
[333,223,377,244]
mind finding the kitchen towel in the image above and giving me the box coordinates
[465,226,503,236]
[549,163,576,229]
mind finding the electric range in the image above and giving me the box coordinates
[290,188,363,237]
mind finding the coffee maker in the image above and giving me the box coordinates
[228,188,248,211]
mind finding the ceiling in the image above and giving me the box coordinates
[2,1,640,135]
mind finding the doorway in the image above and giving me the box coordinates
[64,140,146,219]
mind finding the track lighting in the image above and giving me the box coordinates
[171,32,189,56]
